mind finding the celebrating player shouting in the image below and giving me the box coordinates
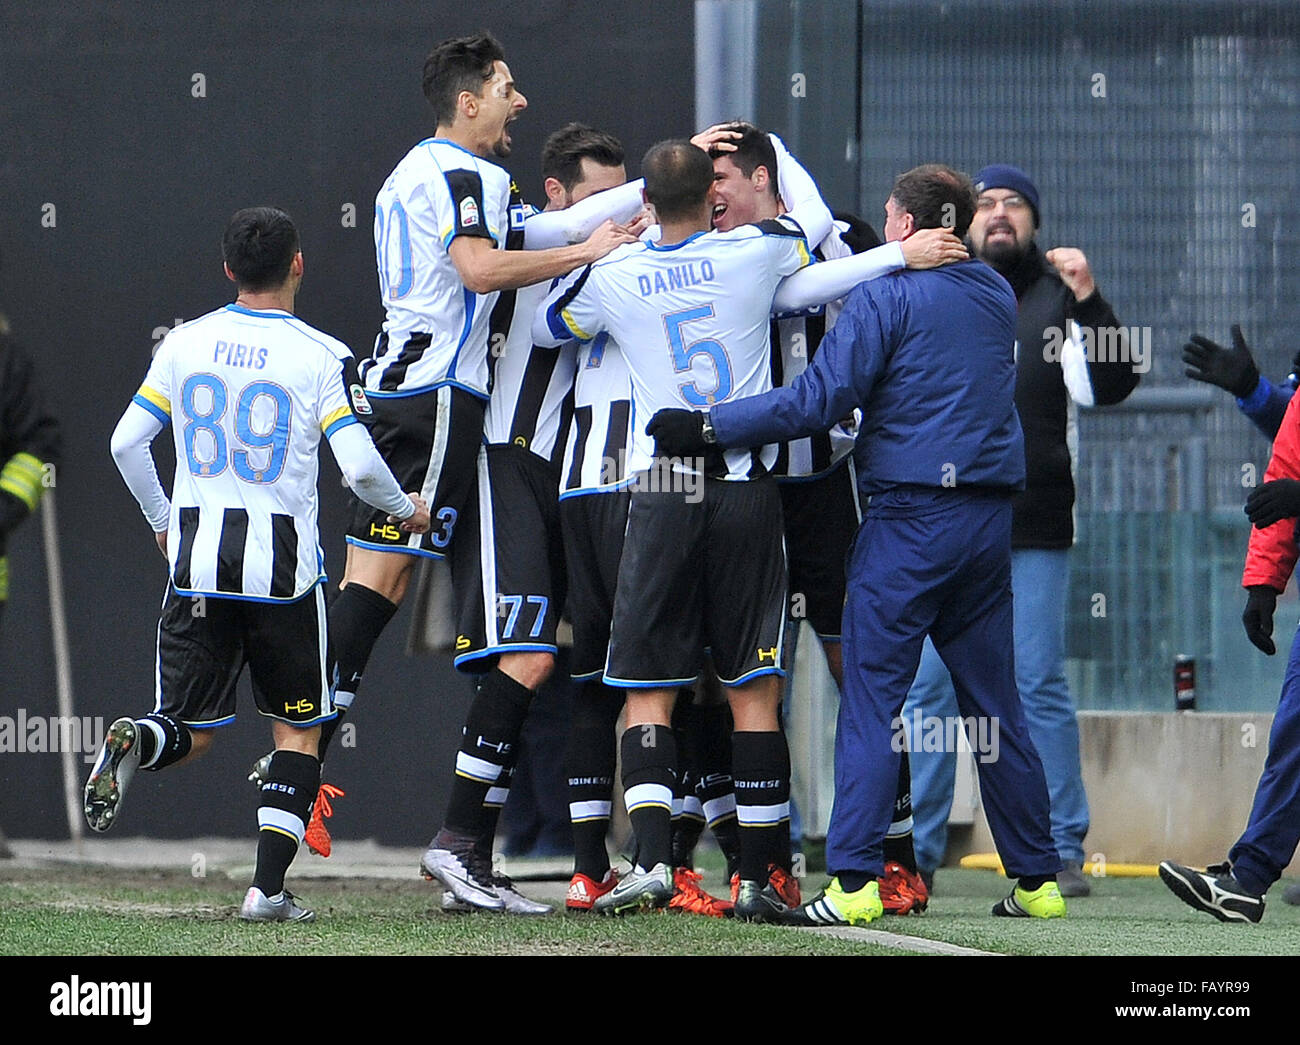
[303,32,637,874]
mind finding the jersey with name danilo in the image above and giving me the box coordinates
[538,218,811,481]
[366,137,518,398]
[133,304,366,601]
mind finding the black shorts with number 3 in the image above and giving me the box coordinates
[344,383,484,558]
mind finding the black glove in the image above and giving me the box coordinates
[1243,586,1278,655]
[1244,478,1300,528]
[1182,325,1259,398]
[646,408,708,457]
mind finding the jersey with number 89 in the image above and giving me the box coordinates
[540,218,811,480]
[133,304,365,601]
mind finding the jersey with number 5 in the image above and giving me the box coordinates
[133,304,366,601]
[542,218,811,480]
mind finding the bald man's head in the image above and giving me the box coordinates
[642,139,714,224]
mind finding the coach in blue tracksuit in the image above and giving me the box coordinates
[649,163,1063,923]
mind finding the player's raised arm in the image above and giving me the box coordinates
[771,227,967,312]
[449,217,634,294]
[769,132,833,250]
[522,179,646,249]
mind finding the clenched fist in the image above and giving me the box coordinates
[1045,247,1096,302]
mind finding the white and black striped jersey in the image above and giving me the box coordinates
[560,331,633,497]
[364,138,525,398]
[131,304,369,602]
[538,218,812,481]
[769,220,856,479]
[483,279,577,468]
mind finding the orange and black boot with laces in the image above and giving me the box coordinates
[668,867,734,918]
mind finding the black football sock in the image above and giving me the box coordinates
[693,702,738,873]
[1019,875,1054,892]
[620,725,677,871]
[321,584,398,759]
[670,693,702,866]
[732,730,790,883]
[477,763,514,856]
[253,750,320,896]
[134,712,193,771]
[837,871,875,892]
[567,682,621,879]
[443,668,533,836]
[883,749,919,874]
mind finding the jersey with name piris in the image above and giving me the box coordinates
[546,218,811,480]
[365,138,522,398]
[133,304,363,601]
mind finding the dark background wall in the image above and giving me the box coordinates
[0,1,694,842]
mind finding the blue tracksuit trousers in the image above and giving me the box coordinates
[827,486,1060,880]
[1229,623,1300,896]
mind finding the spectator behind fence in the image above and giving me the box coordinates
[902,164,1140,898]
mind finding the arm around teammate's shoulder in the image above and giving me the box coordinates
[449,219,636,294]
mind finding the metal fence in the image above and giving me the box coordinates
[698,0,1300,710]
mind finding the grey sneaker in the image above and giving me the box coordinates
[420,830,504,911]
[1282,881,1300,906]
[84,718,142,832]
[491,874,554,916]
[239,886,315,922]
[1057,861,1092,897]
[247,752,273,788]
[593,862,673,915]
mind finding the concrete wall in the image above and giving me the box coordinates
[957,711,1291,873]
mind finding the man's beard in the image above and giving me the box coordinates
[978,235,1027,271]
[492,136,512,159]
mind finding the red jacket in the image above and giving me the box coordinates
[1243,389,1300,591]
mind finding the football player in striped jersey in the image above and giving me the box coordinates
[89,207,430,922]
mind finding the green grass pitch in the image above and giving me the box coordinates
[5,863,1300,956]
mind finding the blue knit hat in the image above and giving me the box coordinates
[973,164,1040,227]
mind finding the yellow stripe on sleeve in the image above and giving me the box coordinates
[320,405,353,433]
[136,385,172,416]
[561,308,594,342]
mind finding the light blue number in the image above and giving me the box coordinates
[181,376,292,484]
[430,506,457,549]
[232,382,291,483]
[526,595,549,638]
[663,305,732,406]
[499,595,523,638]
[181,374,228,476]
[376,200,414,300]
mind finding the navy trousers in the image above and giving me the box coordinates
[1229,623,1300,895]
[827,487,1060,880]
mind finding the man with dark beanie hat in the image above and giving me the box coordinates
[903,164,1140,898]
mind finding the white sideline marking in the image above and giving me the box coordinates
[799,925,1002,955]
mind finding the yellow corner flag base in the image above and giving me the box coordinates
[958,852,1160,878]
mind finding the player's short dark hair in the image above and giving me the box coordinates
[642,139,714,222]
[422,31,507,126]
[707,121,778,199]
[222,207,299,292]
[541,124,625,192]
[889,164,977,238]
